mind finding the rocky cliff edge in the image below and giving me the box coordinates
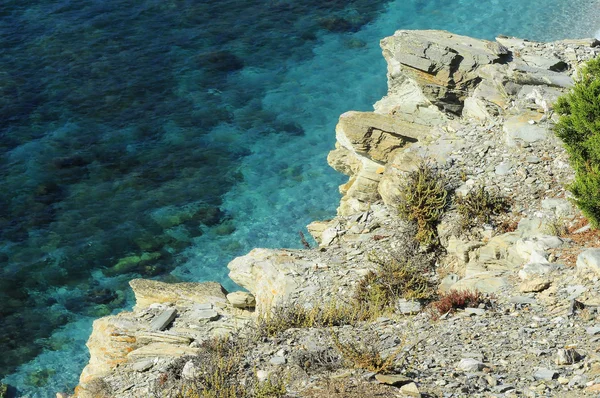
[71,31,600,398]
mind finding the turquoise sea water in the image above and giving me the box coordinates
[1,0,599,396]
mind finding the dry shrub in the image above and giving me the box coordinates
[152,335,286,398]
[355,254,436,313]
[428,290,484,319]
[329,329,419,375]
[255,299,371,339]
[295,347,344,373]
[544,215,569,237]
[455,185,509,231]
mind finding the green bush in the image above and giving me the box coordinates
[455,186,509,231]
[398,162,449,245]
[554,56,600,227]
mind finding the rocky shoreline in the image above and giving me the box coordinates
[67,30,600,397]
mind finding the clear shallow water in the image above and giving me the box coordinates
[1,0,599,396]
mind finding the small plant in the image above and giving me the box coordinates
[554,55,600,228]
[330,331,405,374]
[455,185,509,231]
[255,299,370,339]
[397,162,449,246]
[355,254,436,312]
[544,215,569,237]
[152,335,286,398]
[295,347,344,373]
[428,289,484,319]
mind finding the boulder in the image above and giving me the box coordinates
[444,271,508,294]
[228,248,309,311]
[518,263,556,280]
[78,315,141,386]
[519,279,551,293]
[226,291,256,308]
[328,111,430,215]
[379,30,506,114]
[335,111,426,164]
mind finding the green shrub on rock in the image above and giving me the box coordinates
[397,162,449,245]
[455,185,509,231]
[554,56,600,227]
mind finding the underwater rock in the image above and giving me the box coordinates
[103,252,162,276]
[196,51,244,73]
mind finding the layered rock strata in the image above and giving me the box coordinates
[72,31,600,397]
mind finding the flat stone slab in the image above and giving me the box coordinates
[132,360,154,372]
[533,368,557,381]
[375,374,413,386]
[149,308,177,331]
[586,326,600,336]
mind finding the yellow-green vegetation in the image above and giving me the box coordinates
[554,56,600,228]
[544,215,569,237]
[256,299,371,338]
[398,162,449,245]
[455,185,509,231]
[153,336,286,398]
[330,331,405,374]
[355,253,436,311]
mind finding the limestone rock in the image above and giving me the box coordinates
[182,361,199,380]
[228,248,307,311]
[519,279,551,293]
[458,358,485,372]
[78,314,141,386]
[503,111,549,147]
[446,271,508,294]
[397,299,422,315]
[327,142,362,176]
[227,291,256,309]
[555,349,581,365]
[335,111,427,164]
[149,308,177,331]
[576,249,600,276]
[400,382,421,397]
[518,263,556,281]
[533,368,557,381]
[380,30,505,114]
[329,111,430,215]
[375,374,413,386]
[130,279,227,311]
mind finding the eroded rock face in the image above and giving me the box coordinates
[228,248,307,310]
[75,280,249,397]
[378,30,507,115]
[328,110,433,215]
